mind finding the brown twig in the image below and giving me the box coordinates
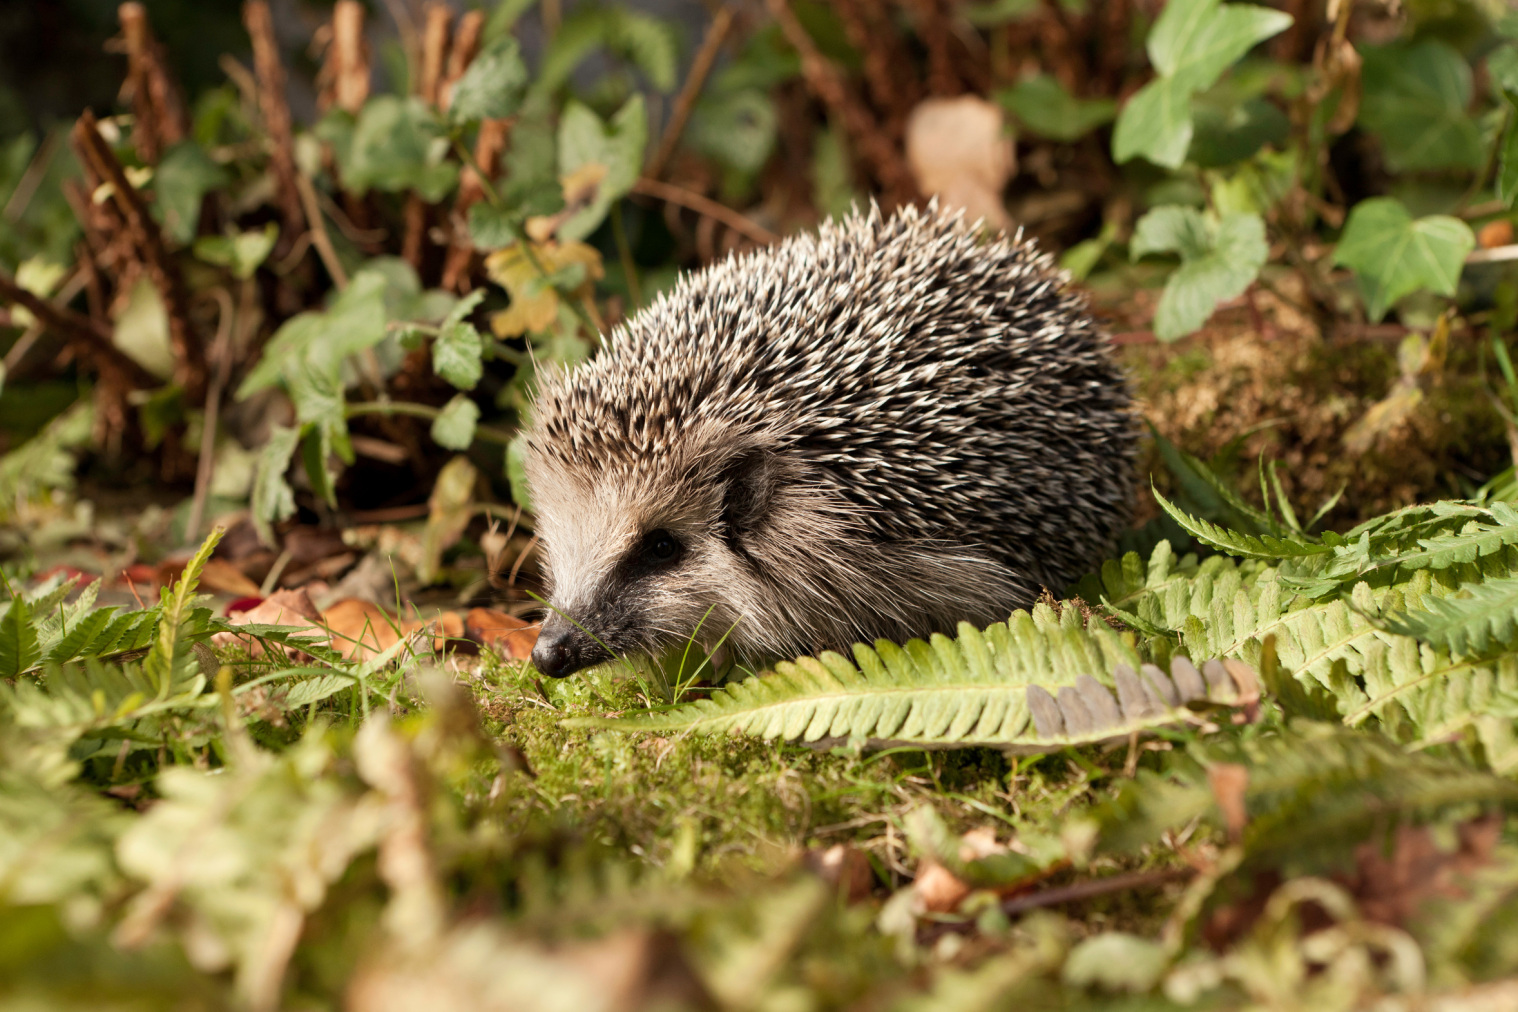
[645,6,735,181]
[767,0,918,205]
[73,110,206,400]
[294,172,350,290]
[403,3,453,271]
[117,3,189,164]
[244,0,305,238]
[1000,867,1194,916]
[630,177,779,246]
[0,268,157,389]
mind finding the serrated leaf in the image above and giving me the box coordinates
[431,395,480,450]
[448,36,528,125]
[1152,487,1333,560]
[1383,575,1518,656]
[1358,41,1485,173]
[0,592,41,679]
[556,96,647,242]
[1332,198,1474,322]
[1132,207,1267,340]
[433,320,484,390]
[142,529,223,699]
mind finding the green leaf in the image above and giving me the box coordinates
[556,96,648,242]
[301,423,339,510]
[1189,96,1289,167]
[506,431,533,512]
[1131,206,1267,340]
[1331,197,1474,323]
[251,425,301,545]
[431,395,479,450]
[239,270,389,398]
[1357,42,1485,173]
[142,528,223,698]
[1113,0,1292,168]
[193,223,278,280]
[997,74,1116,142]
[1151,486,1333,560]
[536,7,679,97]
[1383,575,1518,656]
[448,36,529,125]
[434,291,486,390]
[688,89,778,174]
[0,591,41,679]
[153,141,228,245]
[339,96,458,202]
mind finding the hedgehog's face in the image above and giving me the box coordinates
[525,440,789,679]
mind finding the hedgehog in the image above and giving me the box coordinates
[525,203,1136,680]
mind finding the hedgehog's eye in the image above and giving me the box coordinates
[643,529,681,564]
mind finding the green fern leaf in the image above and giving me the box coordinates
[0,592,41,679]
[1383,575,1518,655]
[1152,488,1334,561]
[142,528,224,699]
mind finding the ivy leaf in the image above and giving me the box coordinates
[1357,41,1485,173]
[339,96,458,202]
[448,36,528,125]
[1113,0,1292,168]
[434,294,485,390]
[251,425,301,545]
[1131,206,1267,341]
[1331,198,1474,322]
[193,223,278,280]
[153,140,227,245]
[687,89,779,174]
[431,395,480,450]
[556,96,647,242]
[998,74,1116,142]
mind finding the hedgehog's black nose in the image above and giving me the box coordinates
[531,620,606,679]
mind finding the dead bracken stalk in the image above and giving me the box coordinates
[72,109,206,401]
[117,3,188,165]
[0,268,156,391]
[320,0,371,114]
[766,0,919,206]
[244,0,306,239]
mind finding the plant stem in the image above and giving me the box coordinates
[346,400,516,446]
[612,201,643,310]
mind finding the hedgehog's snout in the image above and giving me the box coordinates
[531,612,610,679]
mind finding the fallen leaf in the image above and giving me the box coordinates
[1479,219,1514,249]
[211,587,326,660]
[465,607,539,659]
[914,859,972,913]
[905,96,1015,231]
[198,558,262,597]
[322,599,408,662]
[1207,762,1250,842]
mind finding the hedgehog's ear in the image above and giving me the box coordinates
[719,448,778,541]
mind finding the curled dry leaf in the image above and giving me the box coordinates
[905,96,1014,231]
[1207,762,1250,841]
[913,859,972,913]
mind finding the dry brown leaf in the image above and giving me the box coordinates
[465,607,539,659]
[1479,219,1514,250]
[198,557,262,598]
[905,95,1014,231]
[914,859,972,913]
[321,599,408,661]
[211,588,325,660]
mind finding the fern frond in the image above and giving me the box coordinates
[1382,575,1518,655]
[568,612,1254,751]
[1152,488,1334,561]
[142,529,223,699]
